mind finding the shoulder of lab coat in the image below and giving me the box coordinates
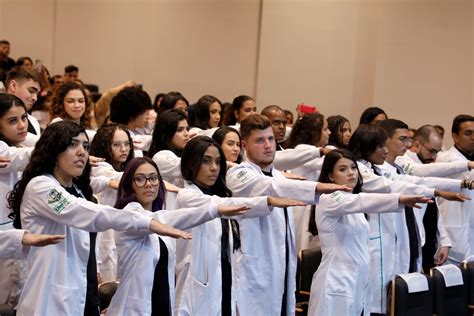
[91,161,123,180]
[22,175,152,233]
[319,191,401,217]
[0,140,32,173]
[178,182,271,219]
[273,144,321,171]
[152,150,182,181]
[396,150,469,177]
[0,229,29,260]
[226,160,319,204]
[131,134,152,151]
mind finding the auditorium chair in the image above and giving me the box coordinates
[386,272,432,316]
[295,242,322,315]
[460,258,474,315]
[431,264,468,316]
[0,304,13,316]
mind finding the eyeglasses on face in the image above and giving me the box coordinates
[132,174,160,187]
[421,143,440,155]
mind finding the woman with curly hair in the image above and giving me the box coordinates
[50,81,95,139]
[8,121,191,316]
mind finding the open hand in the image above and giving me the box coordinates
[22,232,65,246]
[218,205,251,216]
[267,196,306,208]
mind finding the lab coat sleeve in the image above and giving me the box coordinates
[132,134,152,151]
[0,141,32,173]
[90,175,112,194]
[91,162,123,180]
[152,151,182,180]
[273,144,321,171]
[177,188,271,220]
[0,229,29,259]
[226,165,319,204]
[381,171,462,192]
[24,176,152,233]
[396,155,469,177]
[437,207,452,247]
[21,132,40,147]
[320,192,401,216]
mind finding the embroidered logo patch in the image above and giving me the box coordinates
[47,189,72,214]
[236,170,251,183]
[329,191,345,203]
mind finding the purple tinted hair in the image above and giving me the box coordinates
[114,157,166,212]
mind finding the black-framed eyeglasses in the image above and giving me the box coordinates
[421,143,441,155]
[133,174,160,187]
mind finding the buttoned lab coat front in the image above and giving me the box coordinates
[226,161,319,316]
[436,146,474,263]
[174,183,271,316]
[107,202,221,316]
[307,192,401,316]
[16,175,153,316]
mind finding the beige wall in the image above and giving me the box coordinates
[1,0,472,145]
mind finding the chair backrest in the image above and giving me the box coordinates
[98,280,119,312]
[431,264,468,316]
[0,304,14,316]
[460,259,474,310]
[296,242,322,297]
[84,84,99,92]
[387,273,433,316]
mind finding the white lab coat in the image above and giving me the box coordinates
[368,161,460,313]
[174,183,271,316]
[436,146,474,263]
[0,141,32,306]
[273,144,321,171]
[307,191,401,316]
[289,146,324,252]
[91,161,123,282]
[21,114,41,147]
[107,201,221,316]
[226,160,319,315]
[152,149,183,210]
[395,150,469,177]
[16,175,153,316]
[0,230,28,260]
[49,117,97,141]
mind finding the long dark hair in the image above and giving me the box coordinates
[192,95,222,130]
[285,113,325,149]
[148,109,188,158]
[359,107,387,125]
[212,126,242,163]
[327,115,350,148]
[307,149,364,235]
[348,124,387,161]
[8,121,93,228]
[90,123,134,171]
[181,136,231,198]
[0,94,26,146]
[114,157,166,212]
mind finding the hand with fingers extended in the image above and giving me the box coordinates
[21,232,65,247]
[399,195,433,209]
[435,190,471,202]
[267,196,307,208]
[89,155,105,167]
[217,205,251,217]
[281,171,307,181]
[316,183,352,194]
[149,219,192,239]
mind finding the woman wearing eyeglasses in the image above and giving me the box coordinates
[106,156,250,315]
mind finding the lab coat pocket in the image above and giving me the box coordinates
[325,263,358,314]
[238,254,271,293]
[124,296,152,314]
[179,277,209,315]
[48,283,81,315]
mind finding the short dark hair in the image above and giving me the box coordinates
[452,115,474,134]
[114,157,166,212]
[261,105,284,117]
[181,136,231,198]
[212,126,242,163]
[148,109,188,157]
[327,115,350,148]
[239,114,271,140]
[379,119,408,138]
[192,95,222,130]
[349,124,388,161]
[285,113,325,149]
[318,149,363,194]
[90,124,134,171]
[16,57,33,67]
[64,65,79,73]
[359,107,387,125]
[158,91,189,115]
[6,66,40,88]
[109,87,152,125]
[0,40,10,45]
[413,125,439,144]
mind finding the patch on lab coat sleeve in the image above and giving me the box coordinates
[236,169,253,183]
[402,163,415,175]
[381,170,396,181]
[329,191,346,203]
[47,188,72,214]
